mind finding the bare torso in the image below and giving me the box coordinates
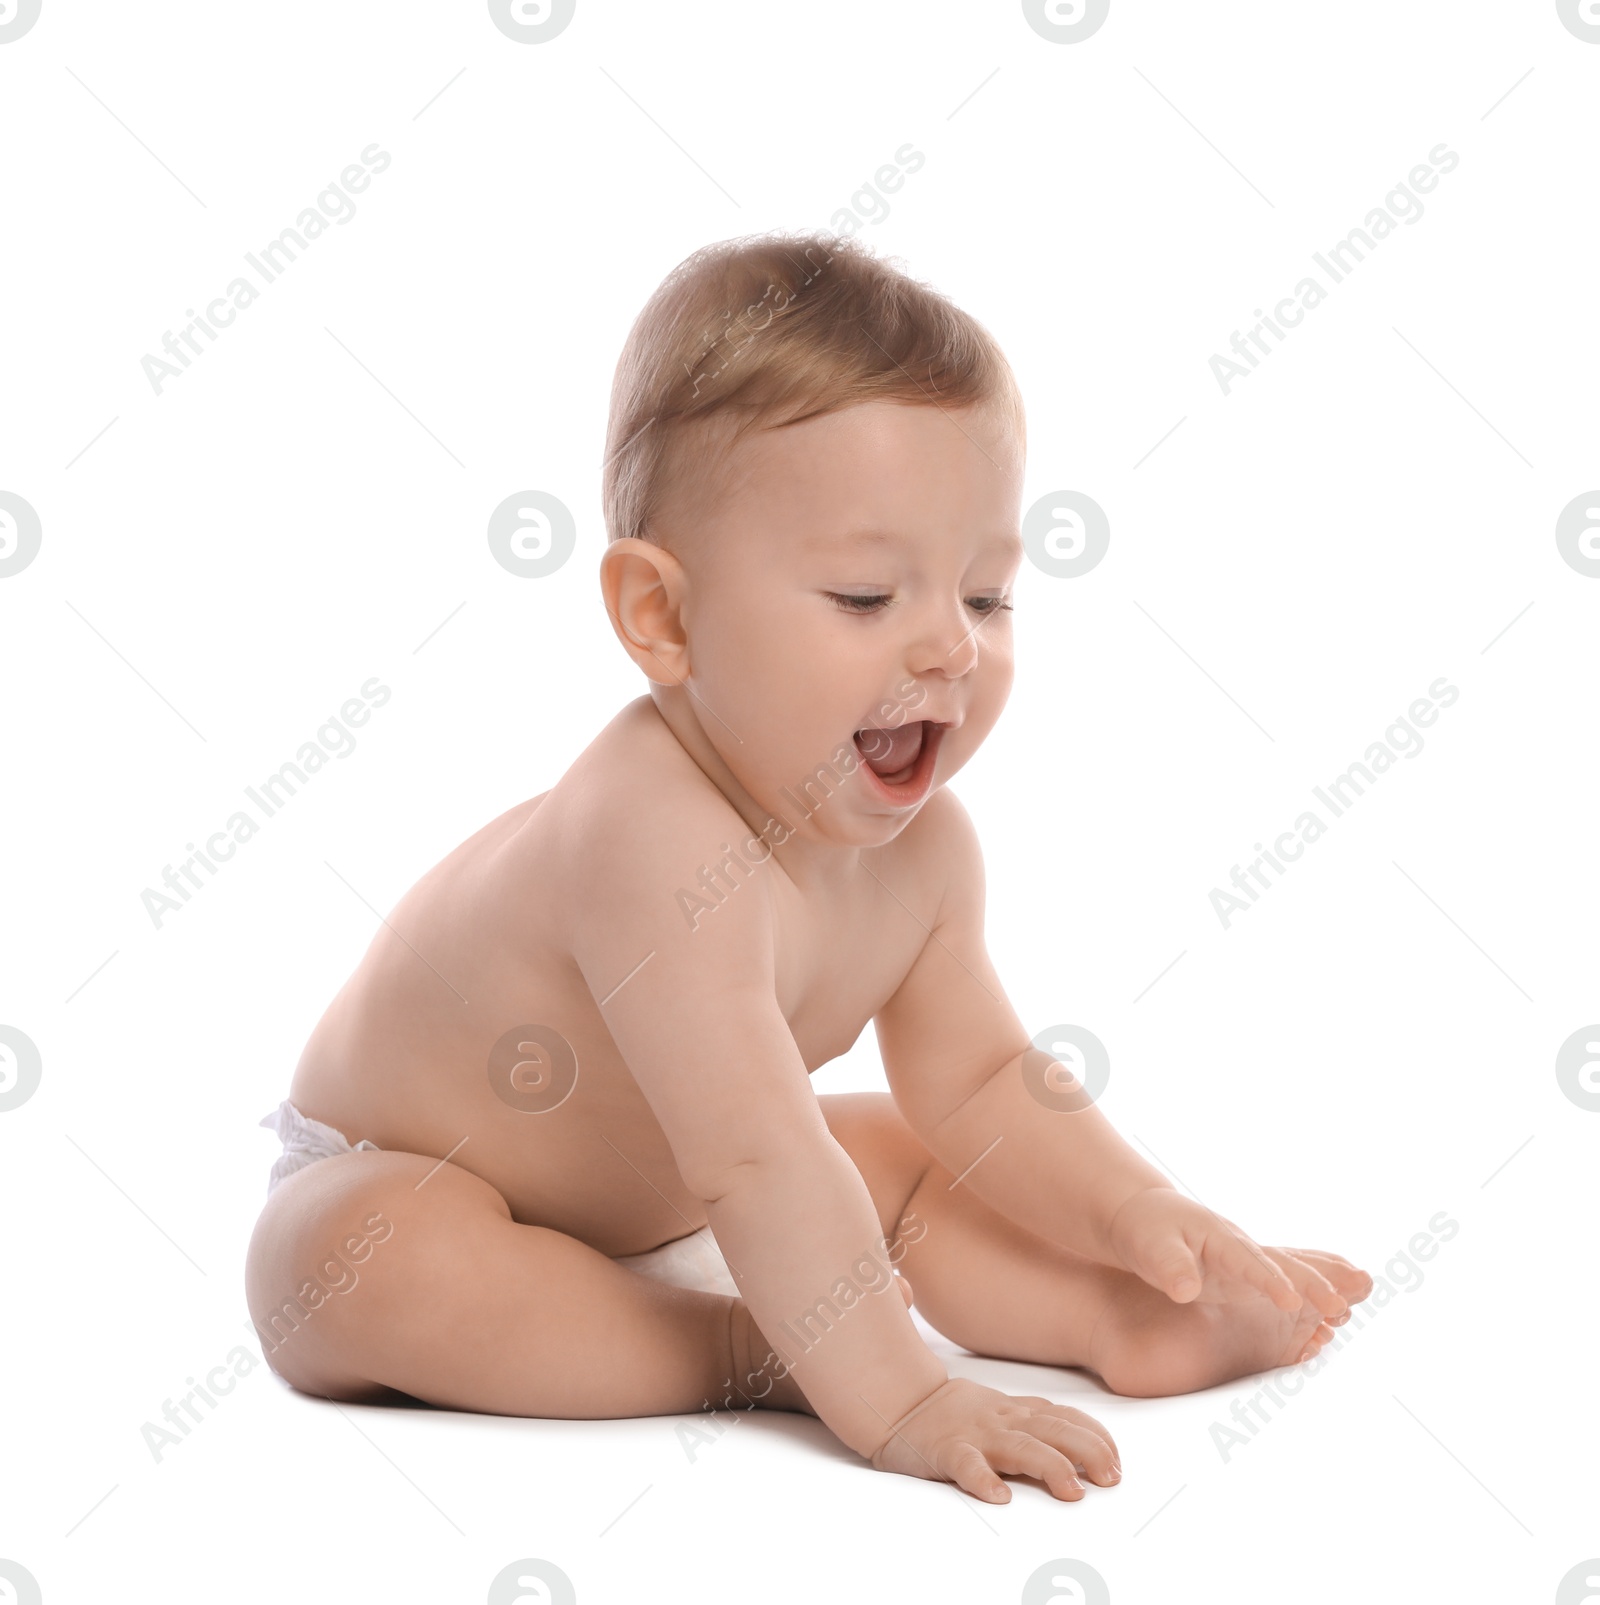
[287,696,942,1256]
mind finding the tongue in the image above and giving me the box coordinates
[855,721,925,779]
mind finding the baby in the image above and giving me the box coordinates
[246,231,1371,1504]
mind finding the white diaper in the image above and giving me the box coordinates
[259,1099,378,1196]
[613,1223,741,1299]
[259,1099,740,1298]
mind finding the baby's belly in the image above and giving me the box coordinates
[291,1006,710,1257]
[445,1086,712,1255]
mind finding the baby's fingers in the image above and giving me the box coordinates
[946,1441,1011,1504]
[1014,1398,1121,1477]
[1264,1247,1346,1321]
[1014,1397,1117,1442]
[993,1431,1086,1502]
[1029,1410,1122,1486]
[1284,1247,1375,1309]
[1216,1228,1301,1311]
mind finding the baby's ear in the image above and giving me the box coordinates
[599,537,692,686]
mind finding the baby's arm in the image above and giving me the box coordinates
[569,803,948,1459]
[568,792,1121,1498]
[877,795,1348,1318]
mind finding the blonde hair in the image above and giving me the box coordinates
[602,230,1025,550]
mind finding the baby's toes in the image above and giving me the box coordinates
[1298,1321,1335,1362]
[1292,1249,1374,1307]
[1275,1305,1328,1368]
[1329,1264,1373,1308]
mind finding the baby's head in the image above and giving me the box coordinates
[600,231,1025,848]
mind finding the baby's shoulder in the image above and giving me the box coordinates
[539,698,750,887]
[531,700,782,981]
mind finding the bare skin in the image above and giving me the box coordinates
[246,399,1371,1504]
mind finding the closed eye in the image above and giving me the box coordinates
[827,592,894,614]
[826,593,1013,616]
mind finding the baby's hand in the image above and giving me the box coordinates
[1106,1188,1350,1321]
[869,1377,1121,1504]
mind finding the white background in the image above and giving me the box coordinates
[2,2,1597,1601]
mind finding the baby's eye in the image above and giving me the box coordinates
[827,592,894,614]
[966,595,1014,615]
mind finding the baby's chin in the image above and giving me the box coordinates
[776,817,920,856]
[775,776,946,850]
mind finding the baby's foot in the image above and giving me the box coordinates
[1089,1247,1371,1399]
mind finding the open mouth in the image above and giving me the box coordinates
[852,719,945,803]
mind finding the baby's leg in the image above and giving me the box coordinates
[821,1092,1368,1398]
[244,1150,806,1417]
